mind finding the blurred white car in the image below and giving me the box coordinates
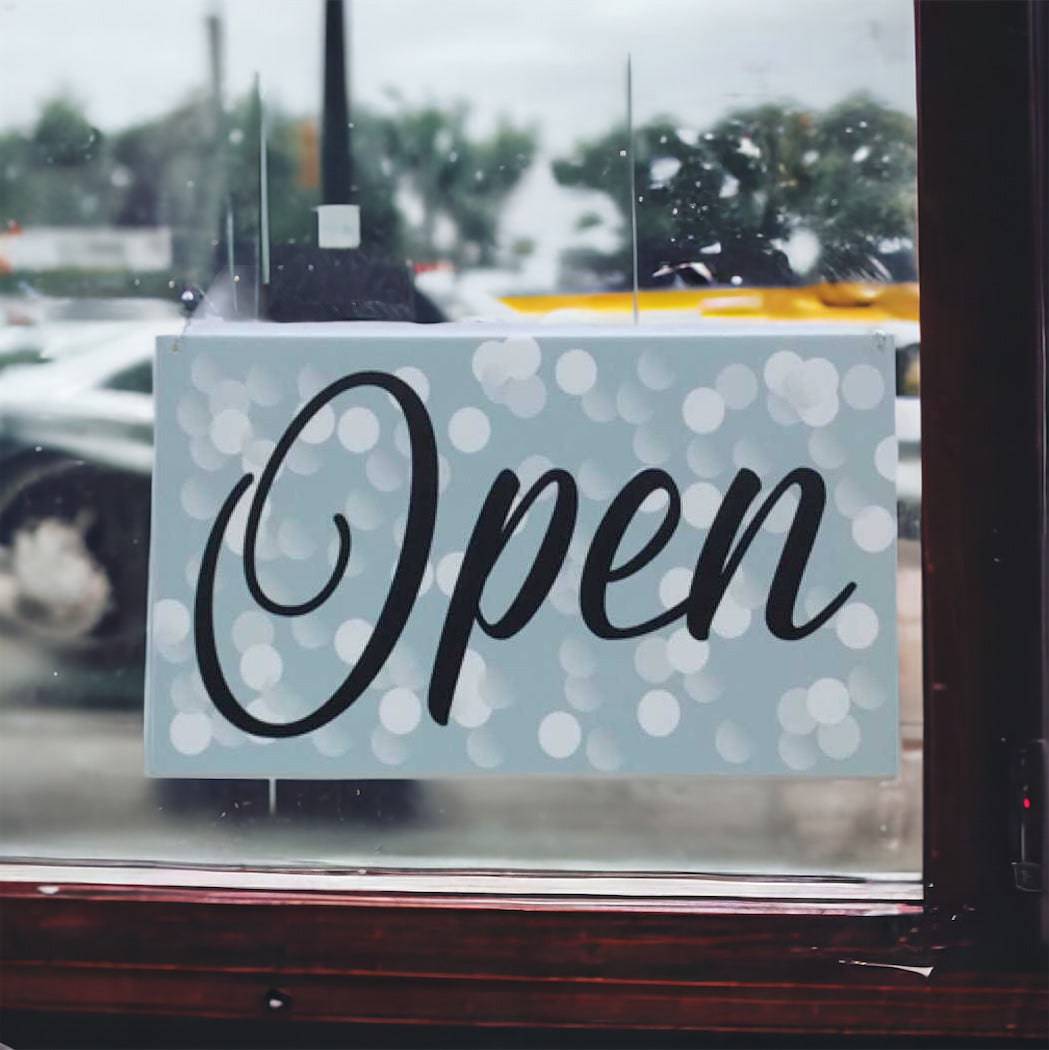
[0,300,180,656]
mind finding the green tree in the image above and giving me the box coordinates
[552,114,796,288]
[802,93,916,280]
[1,92,537,295]
[110,93,533,275]
[108,92,406,283]
[218,96,402,256]
[0,95,117,229]
[379,96,537,267]
[31,96,104,168]
[699,103,813,282]
[110,94,221,282]
[552,94,915,288]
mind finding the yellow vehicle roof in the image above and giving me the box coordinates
[501,282,919,324]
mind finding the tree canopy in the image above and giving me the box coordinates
[377,93,537,267]
[552,93,916,288]
[0,89,915,297]
[0,92,538,288]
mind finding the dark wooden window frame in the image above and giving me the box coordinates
[1,1,1046,1040]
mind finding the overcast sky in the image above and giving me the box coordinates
[0,0,915,287]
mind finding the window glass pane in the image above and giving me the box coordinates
[0,0,920,880]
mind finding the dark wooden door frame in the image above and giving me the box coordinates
[1,0,1046,1040]
[916,0,1047,958]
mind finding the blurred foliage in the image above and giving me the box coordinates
[802,95,917,280]
[0,89,914,297]
[32,97,105,168]
[221,95,403,258]
[552,93,916,288]
[0,91,536,295]
[110,94,225,284]
[0,96,117,228]
[378,93,538,267]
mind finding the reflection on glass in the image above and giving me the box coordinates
[0,0,919,880]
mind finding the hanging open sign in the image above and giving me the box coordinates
[146,324,898,778]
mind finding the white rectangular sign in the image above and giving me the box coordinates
[146,323,898,778]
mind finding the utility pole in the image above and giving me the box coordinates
[192,9,227,290]
[321,0,352,205]
[265,0,434,321]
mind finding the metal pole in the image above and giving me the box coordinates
[626,54,640,325]
[322,0,353,205]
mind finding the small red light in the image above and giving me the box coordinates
[1023,797,1032,810]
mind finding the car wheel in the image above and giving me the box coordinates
[0,452,150,661]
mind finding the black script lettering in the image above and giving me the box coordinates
[428,468,577,725]
[196,372,437,738]
[687,467,855,641]
[579,469,684,639]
